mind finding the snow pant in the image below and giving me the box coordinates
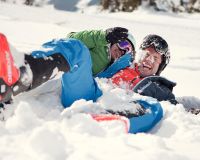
[14,38,102,107]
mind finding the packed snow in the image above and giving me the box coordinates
[0,2,200,160]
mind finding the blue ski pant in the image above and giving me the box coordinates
[31,38,102,107]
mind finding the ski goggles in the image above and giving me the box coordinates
[117,41,133,53]
[140,38,168,56]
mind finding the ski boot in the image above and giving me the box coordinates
[0,33,20,105]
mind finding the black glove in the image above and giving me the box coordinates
[105,27,128,44]
[133,76,178,105]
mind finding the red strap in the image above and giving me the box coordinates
[0,33,19,86]
[91,114,130,133]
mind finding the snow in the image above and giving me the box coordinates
[0,2,200,160]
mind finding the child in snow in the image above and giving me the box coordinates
[0,28,177,109]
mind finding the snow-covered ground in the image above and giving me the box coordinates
[0,2,200,160]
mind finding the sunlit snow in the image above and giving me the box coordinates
[0,1,200,160]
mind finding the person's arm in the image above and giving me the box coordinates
[133,76,178,105]
[67,30,108,49]
[67,27,129,49]
[95,53,133,78]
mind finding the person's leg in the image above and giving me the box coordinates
[57,39,102,107]
[12,53,69,95]
[1,34,69,105]
[14,38,102,107]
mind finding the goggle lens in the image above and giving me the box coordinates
[117,41,133,53]
[141,38,168,55]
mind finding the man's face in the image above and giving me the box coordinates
[110,43,126,61]
[110,41,133,61]
[137,47,162,77]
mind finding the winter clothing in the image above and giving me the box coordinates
[13,53,69,96]
[0,79,13,103]
[105,27,128,44]
[128,99,163,133]
[110,65,177,104]
[67,29,136,75]
[126,33,136,50]
[1,28,135,107]
[29,38,102,107]
[111,65,142,90]
[67,30,110,75]
[5,38,103,107]
[95,53,133,78]
[0,33,19,104]
[0,30,176,109]
[26,53,69,89]
[133,76,177,104]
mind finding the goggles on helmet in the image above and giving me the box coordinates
[117,41,133,53]
[141,38,167,55]
[140,38,170,64]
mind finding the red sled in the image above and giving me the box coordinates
[0,33,19,86]
[91,114,130,133]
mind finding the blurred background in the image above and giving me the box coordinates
[1,0,200,14]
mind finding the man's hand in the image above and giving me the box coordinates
[105,27,128,44]
[133,76,178,105]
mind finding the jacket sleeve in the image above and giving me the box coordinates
[133,76,178,105]
[67,30,108,49]
[95,53,133,78]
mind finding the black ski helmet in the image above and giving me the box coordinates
[140,34,170,75]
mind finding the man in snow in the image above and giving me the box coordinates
[66,27,136,75]
[109,34,177,105]
[0,27,136,107]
